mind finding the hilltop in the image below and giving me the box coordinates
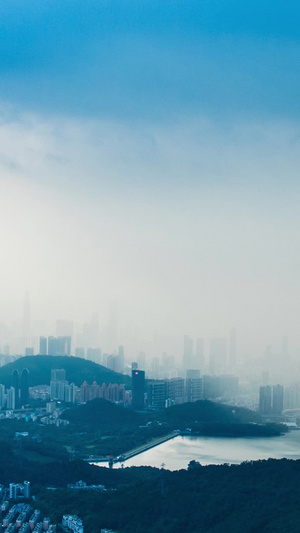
[160,399,262,426]
[0,355,131,388]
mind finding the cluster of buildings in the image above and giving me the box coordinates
[39,336,71,357]
[132,368,239,411]
[0,368,29,410]
[62,515,83,533]
[1,496,56,532]
[79,381,127,403]
[67,481,105,492]
[259,385,284,415]
[61,514,116,533]
[9,482,30,500]
[49,369,76,403]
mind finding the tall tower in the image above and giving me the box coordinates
[12,369,20,408]
[132,370,145,410]
[21,368,29,405]
[39,337,47,355]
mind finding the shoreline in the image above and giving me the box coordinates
[89,430,180,465]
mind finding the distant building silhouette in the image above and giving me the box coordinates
[259,384,283,414]
[47,336,71,356]
[12,369,20,408]
[20,368,29,405]
[186,369,203,402]
[147,379,166,410]
[39,336,47,355]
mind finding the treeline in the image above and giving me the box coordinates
[32,459,300,533]
[1,432,299,532]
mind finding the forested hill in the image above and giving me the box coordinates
[0,355,131,388]
[63,397,144,428]
[160,400,262,426]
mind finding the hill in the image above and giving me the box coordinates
[0,355,131,388]
[160,400,262,427]
[63,397,144,429]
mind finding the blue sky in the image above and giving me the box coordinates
[0,1,300,121]
[1,1,300,360]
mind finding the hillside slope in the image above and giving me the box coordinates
[0,355,131,388]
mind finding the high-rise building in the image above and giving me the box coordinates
[202,375,222,400]
[48,336,71,356]
[259,385,272,413]
[7,387,16,410]
[48,336,57,356]
[75,347,85,359]
[220,375,239,397]
[132,370,145,410]
[39,337,47,355]
[167,378,185,405]
[20,368,29,405]
[0,384,5,409]
[259,384,284,414]
[117,345,125,373]
[147,379,166,410]
[272,384,284,414]
[51,368,66,381]
[12,369,20,408]
[186,369,203,402]
[23,481,30,498]
[86,347,101,364]
[25,348,34,356]
[57,336,71,356]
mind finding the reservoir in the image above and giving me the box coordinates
[107,430,300,470]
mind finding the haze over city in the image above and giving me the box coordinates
[1,1,300,360]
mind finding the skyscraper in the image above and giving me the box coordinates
[132,370,145,410]
[272,384,284,414]
[259,385,272,413]
[20,368,29,405]
[186,369,203,402]
[39,336,47,355]
[51,369,66,381]
[12,369,20,408]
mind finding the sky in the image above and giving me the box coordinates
[1,1,300,357]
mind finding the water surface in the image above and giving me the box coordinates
[107,431,300,470]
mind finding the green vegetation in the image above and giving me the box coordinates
[0,399,287,464]
[32,459,300,532]
[0,355,131,387]
[0,396,293,533]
